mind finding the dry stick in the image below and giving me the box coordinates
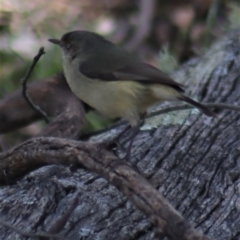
[0,73,85,138]
[21,47,50,123]
[147,103,240,119]
[47,192,80,235]
[0,137,211,240]
[0,219,65,240]
[38,193,80,240]
[125,0,155,50]
[204,0,221,47]
[85,103,240,138]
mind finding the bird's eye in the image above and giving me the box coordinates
[65,44,71,49]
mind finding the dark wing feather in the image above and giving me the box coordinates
[79,61,117,80]
[79,61,184,92]
[115,63,184,91]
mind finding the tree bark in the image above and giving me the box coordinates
[0,31,240,240]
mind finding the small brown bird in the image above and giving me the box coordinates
[49,30,216,158]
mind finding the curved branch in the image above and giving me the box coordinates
[84,102,240,139]
[21,47,50,123]
[0,74,86,139]
[0,137,211,240]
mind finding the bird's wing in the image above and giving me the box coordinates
[79,60,184,92]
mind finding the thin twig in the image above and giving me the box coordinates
[84,103,240,138]
[204,0,221,47]
[47,192,80,234]
[125,0,155,51]
[0,219,65,239]
[147,102,240,119]
[39,192,80,239]
[21,47,50,123]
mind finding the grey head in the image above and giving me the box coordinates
[48,30,114,60]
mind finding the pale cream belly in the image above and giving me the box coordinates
[71,79,147,119]
[67,77,180,120]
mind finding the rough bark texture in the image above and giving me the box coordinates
[0,31,240,240]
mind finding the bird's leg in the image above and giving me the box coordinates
[122,118,144,160]
[105,114,145,159]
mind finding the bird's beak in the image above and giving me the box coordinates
[48,39,61,46]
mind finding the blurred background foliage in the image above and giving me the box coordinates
[0,0,240,143]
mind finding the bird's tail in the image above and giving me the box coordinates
[178,95,217,117]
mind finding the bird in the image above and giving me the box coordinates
[49,30,216,158]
